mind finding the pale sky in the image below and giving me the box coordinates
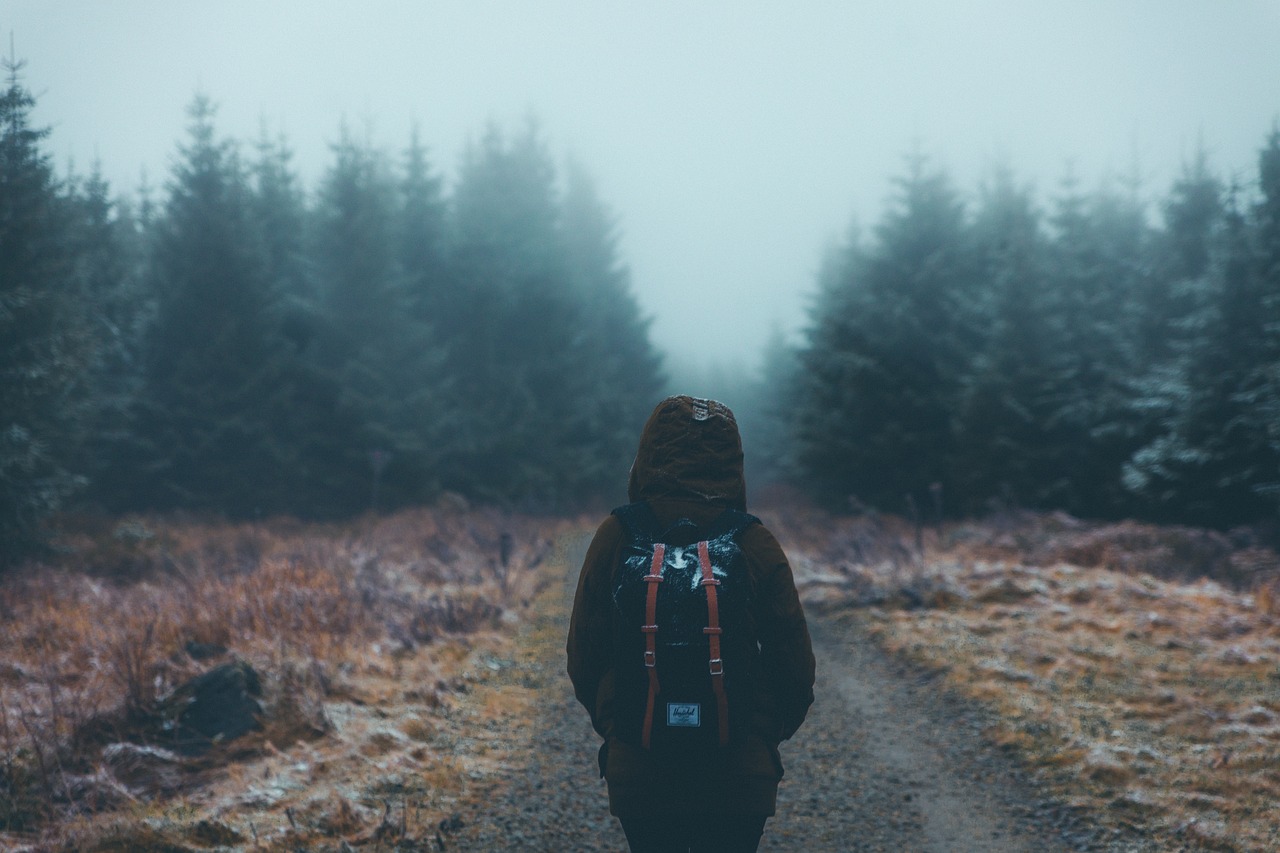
[6,1,1280,371]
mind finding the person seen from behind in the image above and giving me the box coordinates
[567,395,816,853]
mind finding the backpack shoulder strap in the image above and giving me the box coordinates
[613,501,667,750]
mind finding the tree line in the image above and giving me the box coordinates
[781,136,1280,529]
[6,54,1279,562]
[1,61,663,557]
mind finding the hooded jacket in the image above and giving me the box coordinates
[567,395,815,817]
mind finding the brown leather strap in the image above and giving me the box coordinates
[640,542,665,750]
[698,540,729,746]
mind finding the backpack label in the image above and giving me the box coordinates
[667,702,701,727]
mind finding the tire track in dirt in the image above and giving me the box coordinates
[452,531,1090,852]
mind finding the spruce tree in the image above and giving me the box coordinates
[954,167,1059,512]
[65,164,150,509]
[247,126,369,517]
[132,96,291,515]
[251,128,312,317]
[0,60,87,557]
[739,325,802,492]
[1124,177,1276,525]
[311,123,425,510]
[446,122,580,503]
[399,126,448,319]
[1253,129,1280,508]
[794,156,975,513]
[390,127,455,503]
[561,160,663,500]
[1122,154,1224,517]
[1140,150,1222,368]
[1043,173,1150,516]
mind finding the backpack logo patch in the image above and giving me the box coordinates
[667,702,701,727]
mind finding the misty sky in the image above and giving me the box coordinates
[6,1,1280,371]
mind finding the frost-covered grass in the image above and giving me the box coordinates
[775,507,1280,853]
[0,506,573,850]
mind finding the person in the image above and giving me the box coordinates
[567,395,816,853]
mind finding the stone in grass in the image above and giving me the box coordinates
[159,660,263,754]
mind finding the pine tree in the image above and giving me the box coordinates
[953,166,1059,511]
[561,160,663,500]
[388,127,456,503]
[311,122,424,510]
[65,163,150,509]
[246,126,371,517]
[251,127,312,317]
[1043,173,1151,516]
[0,60,87,558]
[399,125,448,320]
[739,325,802,492]
[315,124,403,354]
[794,155,975,513]
[1253,129,1280,508]
[132,96,292,514]
[1140,149,1222,368]
[1124,175,1276,525]
[1121,154,1224,517]
[444,121,581,503]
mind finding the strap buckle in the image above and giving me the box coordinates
[644,650,657,668]
[708,658,724,676]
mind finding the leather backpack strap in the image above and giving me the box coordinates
[697,539,730,747]
[640,542,665,750]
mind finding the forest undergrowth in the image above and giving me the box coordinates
[2,500,1279,851]
[0,504,580,851]
[766,502,1280,853]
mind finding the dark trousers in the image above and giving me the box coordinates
[618,813,768,853]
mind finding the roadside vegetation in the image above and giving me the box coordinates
[3,501,1277,850]
[773,504,1280,852]
[0,504,575,850]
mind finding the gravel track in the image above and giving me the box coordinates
[450,531,1148,853]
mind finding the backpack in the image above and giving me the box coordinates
[610,501,760,754]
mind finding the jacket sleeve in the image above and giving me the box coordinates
[566,516,623,738]
[745,524,816,742]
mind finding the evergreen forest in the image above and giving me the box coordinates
[3,58,1279,563]
[0,62,662,557]
[786,144,1280,529]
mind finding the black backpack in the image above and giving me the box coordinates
[610,501,760,753]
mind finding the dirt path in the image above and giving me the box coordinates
[450,532,1101,852]
[449,530,624,852]
[767,612,1081,852]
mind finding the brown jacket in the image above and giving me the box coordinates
[566,396,815,817]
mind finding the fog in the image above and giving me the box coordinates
[7,0,1280,372]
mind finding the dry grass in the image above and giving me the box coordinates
[0,504,577,849]
[769,507,1280,853]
